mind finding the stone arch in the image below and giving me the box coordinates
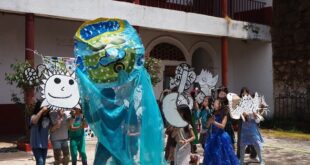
[189,41,219,74]
[145,36,190,63]
[145,36,190,99]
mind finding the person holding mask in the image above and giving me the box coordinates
[69,108,88,165]
[30,100,50,165]
[172,104,195,165]
[237,87,257,159]
[50,109,70,165]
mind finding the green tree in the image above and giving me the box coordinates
[5,60,41,140]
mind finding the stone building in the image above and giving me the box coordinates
[272,0,309,120]
[0,0,273,135]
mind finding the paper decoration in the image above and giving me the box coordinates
[40,57,80,111]
[24,64,46,86]
[24,56,80,111]
[162,63,196,127]
[227,92,268,120]
[194,69,218,103]
[84,126,95,140]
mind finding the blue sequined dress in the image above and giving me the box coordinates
[203,113,239,165]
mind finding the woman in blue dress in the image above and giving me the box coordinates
[203,99,239,165]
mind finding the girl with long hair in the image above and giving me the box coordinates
[172,104,195,165]
[203,99,239,165]
[30,100,50,165]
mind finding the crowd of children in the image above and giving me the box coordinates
[29,85,265,165]
[29,101,88,165]
[165,86,265,165]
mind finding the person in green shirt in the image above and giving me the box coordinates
[193,96,213,146]
[69,108,88,165]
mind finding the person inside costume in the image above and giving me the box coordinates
[172,104,195,165]
[203,99,239,165]
[30,100,51,165]
[69,107,88,165]
[74,18,165,164]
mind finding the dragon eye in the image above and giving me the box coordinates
[113,63,125,73]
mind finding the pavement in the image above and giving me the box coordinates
[0,132,309,165]
[0,139,97,165]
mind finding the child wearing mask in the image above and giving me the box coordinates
[30,100,50,165]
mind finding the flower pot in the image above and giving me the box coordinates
[17,140,53,152]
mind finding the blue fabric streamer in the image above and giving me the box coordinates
[74,18,165,165]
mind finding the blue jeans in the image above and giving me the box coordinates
[32,148,48,165]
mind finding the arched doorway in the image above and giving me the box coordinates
[150,43,186,61]
[150,43,186,91]
[145,36,189,99]
[192,47,214,74]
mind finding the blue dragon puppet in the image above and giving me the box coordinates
[74,18,165,164]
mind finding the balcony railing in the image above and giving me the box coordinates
[115,0,272,25]
[228,0,272,25]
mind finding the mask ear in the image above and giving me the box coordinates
[37,64,47,77]
[41,99,49,108]
[76,104,81,109]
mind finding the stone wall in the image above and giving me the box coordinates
[271,0,310,118]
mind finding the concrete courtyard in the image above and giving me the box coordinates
[0,132,309,165]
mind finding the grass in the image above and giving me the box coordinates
[261,129,310,141]
[260,118,310,133]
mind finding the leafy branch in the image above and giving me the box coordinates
[145,57,161,86]
[4,60,40,115]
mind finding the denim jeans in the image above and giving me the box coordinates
[32,148,48,165]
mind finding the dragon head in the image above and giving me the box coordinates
[74,18,145,85]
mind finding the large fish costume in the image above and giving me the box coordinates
[74,18,165,164]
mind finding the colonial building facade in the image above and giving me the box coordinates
[0,0,273,135]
